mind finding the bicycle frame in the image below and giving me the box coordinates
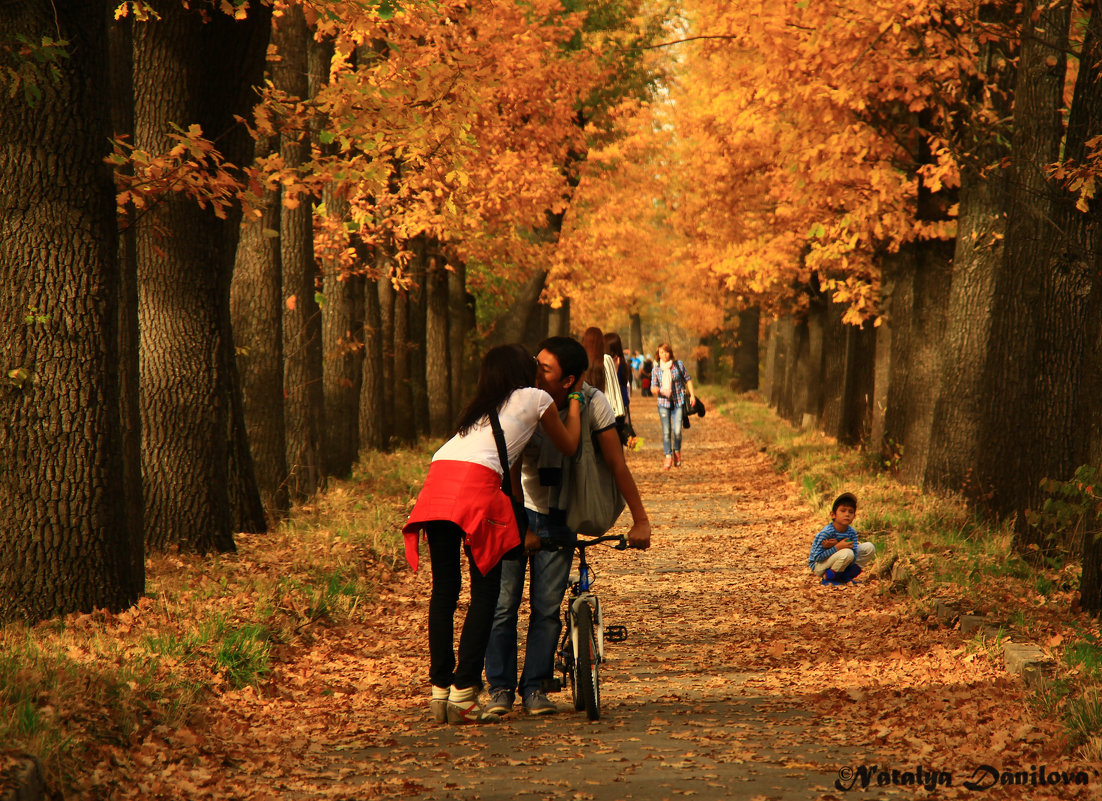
[546,533,627,719]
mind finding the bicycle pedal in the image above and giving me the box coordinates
[541,678,563,693]
[605,625,628,643]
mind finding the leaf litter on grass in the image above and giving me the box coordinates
[5,397,1102,799]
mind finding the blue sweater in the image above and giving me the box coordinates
[808,523,858,570]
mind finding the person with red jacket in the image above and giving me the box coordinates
[403,344,581,724]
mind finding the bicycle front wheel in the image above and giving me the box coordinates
[574,601,600,720]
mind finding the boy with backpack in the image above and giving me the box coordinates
[484,336,650,716]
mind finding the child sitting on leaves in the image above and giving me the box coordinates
[808,492,876,586]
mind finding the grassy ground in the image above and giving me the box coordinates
[713,386,1102,762]
[0,442,430,796]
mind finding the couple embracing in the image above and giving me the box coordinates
[402,336,651,723]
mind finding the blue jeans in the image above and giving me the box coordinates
[658,404,684,456]
[484,510,575,699]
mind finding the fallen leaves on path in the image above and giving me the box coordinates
[15,399,1102,800]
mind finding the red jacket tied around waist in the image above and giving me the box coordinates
[402,459,520,576]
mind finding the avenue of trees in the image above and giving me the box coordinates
[0,0,667,623]
[557,0,1102,610]
[8,0,1102,621]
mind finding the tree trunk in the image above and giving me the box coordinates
[378,266,396,446]
[489,269,548,347]
[924,1,1016,498]
[549,298,572,338]
[924,169,1008,494]
[0,0,142,622]
[231,136,289,518]
[629,312,643,355]
[880,244,952,483]
[425,250,451,438]
[393,284,416,443]
[448,261,469,425]
[320,202,364,478]
[733,307,759,391]
[1058,6,1102,609]
[975,0,1074,538]
[408,243,431,438]
[801,305,826,428]
[133,0,270,552]
[274,6,325,500]
[360,249,387,452]
[108,11,146,582]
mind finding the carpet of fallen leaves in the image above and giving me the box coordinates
[21,399,1102,799]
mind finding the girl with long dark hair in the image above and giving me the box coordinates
[403,344,582,724]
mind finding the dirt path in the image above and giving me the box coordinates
[225,399,1098,800]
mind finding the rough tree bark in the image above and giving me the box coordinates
[320,195,365,477]
[231,134,289,519]
[448,260,470,426]
[0,0,143,622]
[974,0,1074,537]
[377,264,396,446]
[274,6,325,500]
[425,249,451,438]
[407,243,431,439]
[133,0,270,552]
[360,250,387,452]
[733,307,760,391]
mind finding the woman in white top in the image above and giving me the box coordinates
[403,344,581,724]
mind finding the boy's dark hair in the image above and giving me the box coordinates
[832,492,858,513]
[537,336,588,387]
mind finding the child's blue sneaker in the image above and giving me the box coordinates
[821,568,843,586]
[839,564,863,584]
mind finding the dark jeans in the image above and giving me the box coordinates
[485,510,576,698]
[426,520,503,690]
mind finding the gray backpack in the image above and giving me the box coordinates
[565,384,626,536]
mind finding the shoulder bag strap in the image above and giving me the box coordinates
[488,409,512,496]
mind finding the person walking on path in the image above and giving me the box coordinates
[484,336,651,717]
[402,344,582,724]
[652,342,696,470]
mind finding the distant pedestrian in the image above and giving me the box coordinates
[605,331,634,446]
[652,343,696,470]
[640,355,653,397]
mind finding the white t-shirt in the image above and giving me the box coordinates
[521,385,617,514]
[432,386,554,476]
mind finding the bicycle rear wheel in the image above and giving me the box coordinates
[573,602,600,720]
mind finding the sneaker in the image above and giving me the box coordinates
[663,455,673,470]
[673,452,682,467]
[430,685,449,724]
[523,690,557,715]
[840,564,863,583]
[486,688,514,716]
[446,686,497,724]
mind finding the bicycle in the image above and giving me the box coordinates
[540,532,630,721]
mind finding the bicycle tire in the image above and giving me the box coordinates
[567,637,584,711]
[574,602,600,720]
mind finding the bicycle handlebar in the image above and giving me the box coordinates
[537,533,630,551]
